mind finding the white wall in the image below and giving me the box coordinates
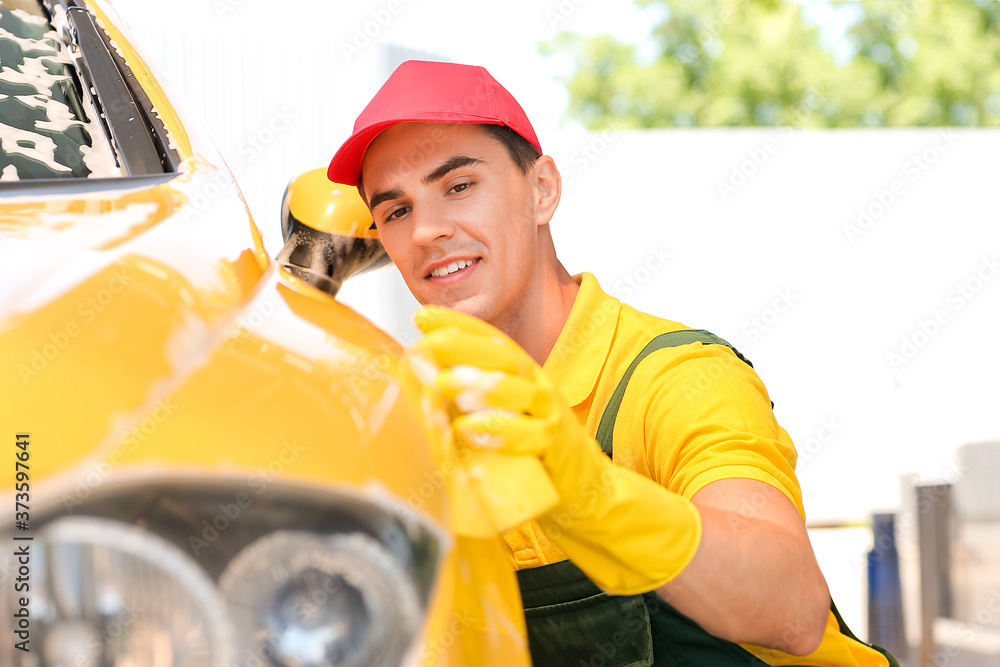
[549,127,1000,522]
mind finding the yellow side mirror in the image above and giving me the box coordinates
[276,168,390,296]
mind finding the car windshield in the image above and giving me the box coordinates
[0,0,120,179]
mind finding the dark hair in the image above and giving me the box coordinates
[479,124,541,174]
[358,123,542,205]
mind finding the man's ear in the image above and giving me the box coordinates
[531,156,562,227]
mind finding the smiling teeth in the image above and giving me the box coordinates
[431,259,475,277]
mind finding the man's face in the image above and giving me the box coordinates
[361,123,545,326]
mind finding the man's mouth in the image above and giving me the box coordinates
[428,258,480,278]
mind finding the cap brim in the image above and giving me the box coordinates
[328,115,514,188]
[327,121,398,187]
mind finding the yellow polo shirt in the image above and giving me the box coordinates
[502,272,888,667]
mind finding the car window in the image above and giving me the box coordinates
[0,0,178,183]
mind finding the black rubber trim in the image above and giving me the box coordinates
[74,4,181,172]
[0,172,177,196]
[66,7,166,175]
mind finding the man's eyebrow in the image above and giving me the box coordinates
[367,156,484,211]
[367,187,404,211]
[422,156,485,185]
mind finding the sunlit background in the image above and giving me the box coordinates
[105,0,1000,650]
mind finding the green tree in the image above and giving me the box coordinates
[843,0,1000,126]
[541,0,1000,128]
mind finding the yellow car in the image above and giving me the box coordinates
[0,1,531,664]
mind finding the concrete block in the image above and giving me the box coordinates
[934,617,1000,667]
[954,442,1000,522]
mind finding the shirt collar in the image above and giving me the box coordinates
[542,272,621,407]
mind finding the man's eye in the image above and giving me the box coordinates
[450,182,473,194]
[385,206,409,222]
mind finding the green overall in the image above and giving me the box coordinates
[515,331,900,667]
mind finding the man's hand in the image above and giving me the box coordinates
[399,305,560,538]
[403,305,703,596]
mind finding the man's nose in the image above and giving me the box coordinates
[411,204,456,246]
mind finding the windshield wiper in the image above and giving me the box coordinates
[53,0,173,175]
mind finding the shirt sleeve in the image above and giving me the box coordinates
[613,341,804,517]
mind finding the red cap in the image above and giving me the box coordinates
[327,60,541,186]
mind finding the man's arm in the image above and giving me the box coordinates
[657,478,830,656]
[403,307,831,656]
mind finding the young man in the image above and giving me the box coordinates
[328,60,892,666]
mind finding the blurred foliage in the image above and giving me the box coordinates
[540,0,1000,128]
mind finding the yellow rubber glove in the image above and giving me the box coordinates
[396,318,560,541]
[402,305,703,596]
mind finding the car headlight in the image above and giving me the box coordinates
[220,531,420,667]
[1,477,446,667]
[0,516,236,667]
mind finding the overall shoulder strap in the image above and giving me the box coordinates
[593,331,899,666]
[594,329,752,457]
